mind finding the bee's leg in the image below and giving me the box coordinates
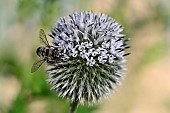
[46,59,51,64]
[55,59,62,63]
[47,60,55,64]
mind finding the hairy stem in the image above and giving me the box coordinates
[68,101,79,113]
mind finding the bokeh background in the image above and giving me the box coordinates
[0,0,170,113]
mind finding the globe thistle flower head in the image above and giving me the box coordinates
[46,11,130,105]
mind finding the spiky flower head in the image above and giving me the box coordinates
[46,11,130,105]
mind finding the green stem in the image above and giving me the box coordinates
[68,101,79,113]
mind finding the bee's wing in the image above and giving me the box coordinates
[39,29,50,47]
[31,58,45,73]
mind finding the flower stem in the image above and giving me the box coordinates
[68,101,79,113]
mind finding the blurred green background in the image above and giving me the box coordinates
[0,0,170,113]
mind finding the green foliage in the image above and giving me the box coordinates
[17,0,60,28]
[136,40,168,72]
[76,105,98,113]
[28,72,50,96]
[8,92,27,113]
[18,0,40,20]
[0,52,23,78]
[164,97,170,112]
[40,0,60,28]
[47,97,69,113]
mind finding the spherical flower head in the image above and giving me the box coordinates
[46,11,130,105]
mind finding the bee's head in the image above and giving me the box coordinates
[36,47,43,57]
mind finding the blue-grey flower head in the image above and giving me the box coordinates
[46,11,130,104]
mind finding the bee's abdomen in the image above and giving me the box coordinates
[36,47,46,57]
[36,46,60,61]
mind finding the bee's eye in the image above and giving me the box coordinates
[36,47,41,56]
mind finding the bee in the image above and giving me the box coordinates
[31,29,61,73]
